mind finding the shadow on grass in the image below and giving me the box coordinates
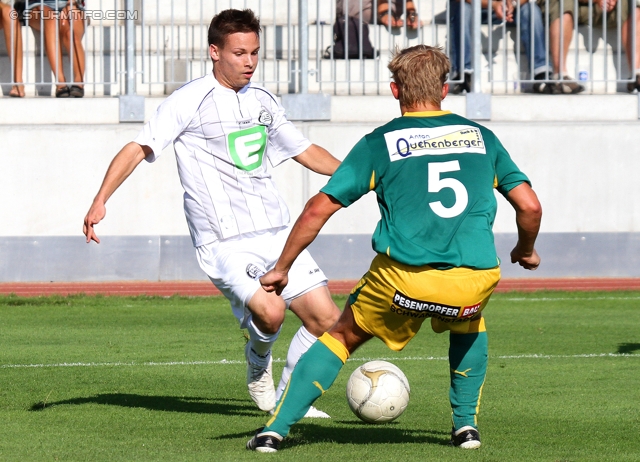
[29,393,260,416]
[219,422,450,448]
[617,343,640,354]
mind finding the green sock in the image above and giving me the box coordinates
[449,331,488,430]
[263,339,345,437]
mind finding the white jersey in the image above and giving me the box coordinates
[134,73,311,247]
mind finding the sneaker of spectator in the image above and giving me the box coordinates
[532,72,556,94]
[450,71,472,94]
[554,74,585,94]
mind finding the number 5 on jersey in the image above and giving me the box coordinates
[428,160,468,218]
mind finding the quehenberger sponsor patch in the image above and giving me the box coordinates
[384,125,486,161]
[390,290,482,323]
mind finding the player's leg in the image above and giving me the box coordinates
[248,254,423,452]
[244,288,288,411]
[448,316,487,449]
[247,302,372,452]
[269,236,340,416]
[426,265,500,449]
[275,284,340,402]
[195,238,287,412]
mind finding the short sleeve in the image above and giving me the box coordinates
[492,134,530,196]
[321,136,377,207]
[265,100,312,167]
[133,95,192,163]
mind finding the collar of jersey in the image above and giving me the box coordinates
[210,72,251,94]
[403,110,451,117]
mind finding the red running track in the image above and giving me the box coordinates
[0,278,640,297]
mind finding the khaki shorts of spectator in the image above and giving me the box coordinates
[539,0,630,27]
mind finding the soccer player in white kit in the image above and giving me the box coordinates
[83,9,341,417]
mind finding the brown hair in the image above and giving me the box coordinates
[387,45,450,107]
[208,9,261,48]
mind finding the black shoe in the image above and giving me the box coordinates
[532,72,555,94]
[69,85,84,98]
[450,71,472,94]
[246,427,282,453]
[627,74,640,94]
[55,86,70,98]
[450,426,481,449]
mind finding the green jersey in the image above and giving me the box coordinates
[321,111,529,269]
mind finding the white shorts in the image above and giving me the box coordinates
[195,226,328,328]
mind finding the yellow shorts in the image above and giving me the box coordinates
[349,253,501,351]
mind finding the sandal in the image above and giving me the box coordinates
[9,84,25,98]
[405,9,423,30]
[70,85,84,98]
[55,86,71,98]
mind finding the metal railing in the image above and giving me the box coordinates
[0,0,637,97]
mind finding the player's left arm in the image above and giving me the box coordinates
[260,192,344,294]
[293,144,341,176]
[506,182,542,270]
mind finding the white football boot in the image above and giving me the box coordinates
[245,343,276,412]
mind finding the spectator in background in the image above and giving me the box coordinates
[449,0,553,94]
[25,0,86,97]
[539,0,640,94]
[336,0,422,30]
[327,0,421,59]
[0,0,25,97]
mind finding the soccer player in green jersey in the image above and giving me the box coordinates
[247,44,542,453]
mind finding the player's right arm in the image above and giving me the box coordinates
[506,182,542,270]
[83,142,153,244]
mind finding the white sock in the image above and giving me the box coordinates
[275,325,318,400]
[246,316,280,367]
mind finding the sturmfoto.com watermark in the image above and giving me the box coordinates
[10,9,138,21]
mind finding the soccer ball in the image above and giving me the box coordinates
[346,360,410,423]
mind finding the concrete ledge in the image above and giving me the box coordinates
[0,97,120,125]
[491,94,639,122]
[331,94,640,122]
[1,94,638,125]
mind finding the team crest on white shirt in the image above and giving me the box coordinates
[258,107,273,126]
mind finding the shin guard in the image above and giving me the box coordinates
[263,334,347,437]
[449,330,488,430]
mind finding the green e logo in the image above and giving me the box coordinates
[228,126,267,171]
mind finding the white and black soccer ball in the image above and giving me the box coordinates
[346,360,410,423]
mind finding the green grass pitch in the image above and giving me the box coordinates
[1,291,639,461]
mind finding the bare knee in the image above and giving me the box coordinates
[247,290,286,334]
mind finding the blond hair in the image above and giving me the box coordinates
[387,45,450,107]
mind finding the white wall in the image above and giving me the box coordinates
[1,95,639,241]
